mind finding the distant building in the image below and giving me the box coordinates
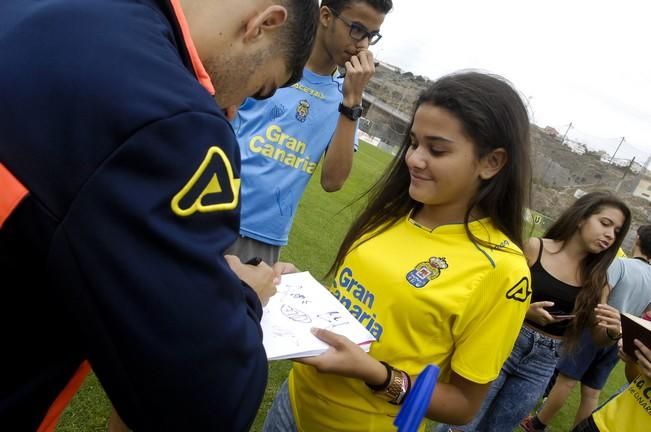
[564,139,587,155]
[377,60,402,74]
[603,157,630,167]
[574,189,587,199]
[544,126,559,136]
[600,157,645,174]
[632,173,651,202]
[360,92,410,152]
[630,163,644,175]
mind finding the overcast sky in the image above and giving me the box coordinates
[373,0,651,165]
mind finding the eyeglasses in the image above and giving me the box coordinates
[330,8,382,45]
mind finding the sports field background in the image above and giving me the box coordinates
[57,141,626,431]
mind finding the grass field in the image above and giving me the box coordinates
[57,142,627,431]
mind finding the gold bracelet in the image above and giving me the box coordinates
[393,370,412,405]
[370,365,412,405]
[374,367,403,403]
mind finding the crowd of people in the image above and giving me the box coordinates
[1,1,649,431]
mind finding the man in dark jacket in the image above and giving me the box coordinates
[0,0,317,430]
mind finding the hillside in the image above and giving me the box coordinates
[367,62,650,247]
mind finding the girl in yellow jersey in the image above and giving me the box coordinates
[262,71,534,431]
[571,311,651,431]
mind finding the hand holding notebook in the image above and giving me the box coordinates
[261,272,376,360]
[621,312,651,359]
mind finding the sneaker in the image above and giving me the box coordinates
[520,415,546,432]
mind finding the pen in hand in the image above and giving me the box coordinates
[245,256,263,266]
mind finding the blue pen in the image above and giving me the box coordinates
[394,364,440,432]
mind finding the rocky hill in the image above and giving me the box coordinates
[368,62,650,247]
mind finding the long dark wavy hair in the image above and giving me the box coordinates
[543,191,631,349]
[328,71,532,277]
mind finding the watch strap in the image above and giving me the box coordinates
[338,102,362,121]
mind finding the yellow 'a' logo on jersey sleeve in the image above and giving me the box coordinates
[505,277,532,302]
[171,146,240,216]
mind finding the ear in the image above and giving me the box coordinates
[319,5,335,28]
[478,148,507,180]
[243,5,288,43]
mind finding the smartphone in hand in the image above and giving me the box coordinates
[550,313,575,320]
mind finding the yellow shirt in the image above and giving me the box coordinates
[289,217,531,431]
[593,375,651,432]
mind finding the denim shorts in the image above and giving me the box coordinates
[556,328,619,390]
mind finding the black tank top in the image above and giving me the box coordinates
[525,238,581,337]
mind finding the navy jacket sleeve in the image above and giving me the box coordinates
[47,112,267,431]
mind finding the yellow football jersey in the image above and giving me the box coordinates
[593,375,651,432]
[289,216,531,431]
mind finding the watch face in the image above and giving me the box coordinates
[339,103,363,120]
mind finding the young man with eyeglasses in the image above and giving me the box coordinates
[228,0,393,265]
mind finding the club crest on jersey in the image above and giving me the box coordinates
[406,257,449,288]
[295,99,310,122]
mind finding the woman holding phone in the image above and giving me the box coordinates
[441,191,631,432]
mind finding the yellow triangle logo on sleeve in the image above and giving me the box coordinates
[505,277,531,303]
[201,174,223,196]
[171,146,240,216]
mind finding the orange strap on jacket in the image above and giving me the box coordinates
[36,361,92,432]
[0,162,28,229]
[169,0,215,95]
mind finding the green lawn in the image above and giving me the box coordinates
[57,142,627,431]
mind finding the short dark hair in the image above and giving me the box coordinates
[278,0,320,87]
[638,224,651,257]
[321,0,393,14]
